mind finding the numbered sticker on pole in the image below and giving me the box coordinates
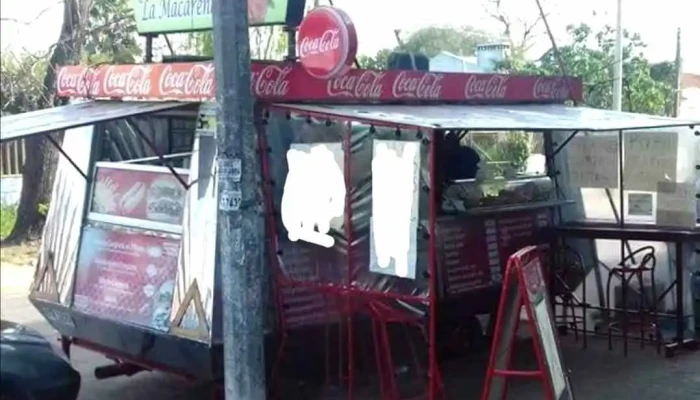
[219,189,242,211]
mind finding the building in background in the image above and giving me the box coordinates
[429,43,510,73]
[680,73,700,118]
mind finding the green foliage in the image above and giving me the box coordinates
[473,132,532,174]
[499,24,674,115]
[37,203,49,217]
[0,205,17,240]
[0,53,48,115]
[357,49,392,70]
[358,26,496,70]
[187,32,215,57]
[401,26,495,58]
[83,0,141,64]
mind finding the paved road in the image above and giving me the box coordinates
[2,264,700,400]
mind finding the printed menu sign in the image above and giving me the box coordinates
[439,210,550,297]
[72,225,180,331]
[438,219,491,295]
[566,136,618,188]
[624,132,678,191]
[656,182,696,228]
[91,164,188,226]
[276,241,340,329]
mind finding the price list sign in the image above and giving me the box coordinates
[438,218,491,295]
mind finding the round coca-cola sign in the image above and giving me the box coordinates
[297,6,358,80]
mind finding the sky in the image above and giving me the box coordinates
[1,0,698,73]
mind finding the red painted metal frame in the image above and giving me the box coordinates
[259,103,444,399]
[480,245,557,400]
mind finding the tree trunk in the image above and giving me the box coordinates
[4,0,90,244]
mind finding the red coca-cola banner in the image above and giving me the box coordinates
[73,225,180,331]
[55,61,583,104]
[90,164,188,226]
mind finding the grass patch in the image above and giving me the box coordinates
[0,204,38,266]
[0,204,16,239]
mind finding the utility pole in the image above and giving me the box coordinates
[211,0,266,399]
[673,27,683,117]
[612,0,623,111]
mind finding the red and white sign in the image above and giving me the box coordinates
[90,164,188,226]
[297,7,358,80]
[72,225,180,331]
[55,62,583,103]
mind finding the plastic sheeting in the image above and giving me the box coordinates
[263,112,432,331]
[553,126,699,337]
[272,103,699,132]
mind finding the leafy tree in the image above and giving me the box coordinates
[499,24,674,115]
[0,53,48,116]
[187,26,287,60]
[2,0,100,243]
[357,26,496,70]
[357,49,391,70]
[83,0,141,64]
[399,26,495,58]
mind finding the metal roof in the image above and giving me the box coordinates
[0,101,192,143]
[272,103,699,131]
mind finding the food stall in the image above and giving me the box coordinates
[1,6,698,399]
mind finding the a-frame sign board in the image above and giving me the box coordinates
[481,245,574,400]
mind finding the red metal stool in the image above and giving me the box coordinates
[366,300,444,400]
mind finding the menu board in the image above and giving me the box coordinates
[439,210,551,297]
[439,219,491,295]
[72,225,180,331]
[91,163,189,226]
[624,131,678,191]
[566,136,618,188]
[277,241,339,329]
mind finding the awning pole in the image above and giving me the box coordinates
[612,0,623,111]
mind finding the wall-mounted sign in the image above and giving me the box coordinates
[72,225,180,332]
[131,0,307,34]
[281,142,345,248]
[89,163,189,231]
[297,6,358,80]
[369,140,420,279]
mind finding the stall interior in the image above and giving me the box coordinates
[261,103,698,398]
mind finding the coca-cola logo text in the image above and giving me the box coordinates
[158,64,215,97]
[251,65,292,97]
[298,29,340,58]
[56,67,99,96]
[391,71,443,99]
[102,65,153,97]
[327,70,385,98]
[533,78,570,99]
[297,7,357,80]
[464,75,509,99]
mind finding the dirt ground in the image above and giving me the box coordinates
[2,264,700,400]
